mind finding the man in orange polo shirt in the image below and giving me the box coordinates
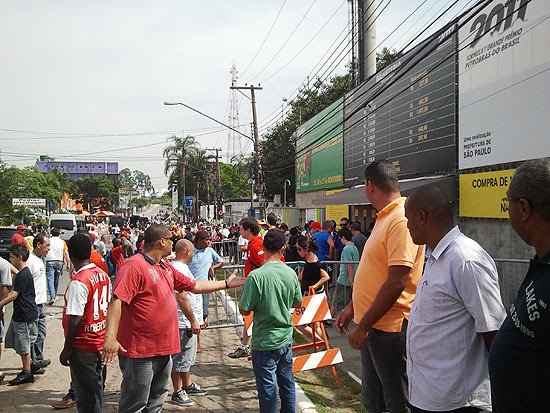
[335,160,425,413]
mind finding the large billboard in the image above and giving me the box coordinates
[344,25,457,186]
[296,97,344,193]
[458,0,550,169]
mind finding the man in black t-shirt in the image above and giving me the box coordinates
[0,244,39,385]
[489,159,550,412]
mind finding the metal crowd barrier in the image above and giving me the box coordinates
[210,240,239,264]
[206,260,360,330]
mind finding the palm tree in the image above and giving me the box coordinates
[163,135,198,212]
[185,147,215,220]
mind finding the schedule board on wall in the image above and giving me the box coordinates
[344,25,457,186]
[458,0,550,169]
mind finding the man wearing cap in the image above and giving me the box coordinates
[12,226,29,250]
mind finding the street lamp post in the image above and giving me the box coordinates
[283,179,291,207]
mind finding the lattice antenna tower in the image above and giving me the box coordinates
[228,64,241,162]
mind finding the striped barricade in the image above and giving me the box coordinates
[243,292,342,386]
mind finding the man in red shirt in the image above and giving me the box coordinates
[60,233,111,412]
[101,224,245,412]
[86,233,108,274]
[229,217,268,359]
[11,225,29,249]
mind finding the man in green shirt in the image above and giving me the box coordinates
[239,230,302,413]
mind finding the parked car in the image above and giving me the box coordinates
[0,226,17,260]
[49,214,85,241]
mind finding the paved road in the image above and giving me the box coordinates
[0,269,261,412]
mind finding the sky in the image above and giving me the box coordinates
[0,0,473,194]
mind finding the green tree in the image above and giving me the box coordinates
[163,135,198,210]
[0,165,66,224]
[376,47,403,71]
[220,163,251,199]
[71,177,118,211]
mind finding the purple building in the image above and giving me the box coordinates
[36,161,119,180]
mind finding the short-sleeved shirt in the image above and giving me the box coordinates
[90,250,108,274]
[63,263,112,353]
[351,232,368,257]
[407,226,506,411]
[188,247,223,281]
[171,260,203,329]
[245,235,265,277]
[237,235,249,260]
[0,257,14,315]
[46,236,66,262]
[352,197,425,332]
[12,267,38,322]
[338,242,359,286]
[26,252,48,305]
[312,231,331,262]
[489,252,550,412]
[239,261,302,351]
[11,232,28,249]
[113,252,197,358]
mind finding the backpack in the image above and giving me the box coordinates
[105,250,122,277]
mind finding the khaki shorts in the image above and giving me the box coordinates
[5,319,38,355]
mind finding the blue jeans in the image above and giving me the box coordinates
[118,354,171,413]
[251,340,295,413]
[360,318,409,413]
[31,305,46,364]
[70,348,104,413]
[46,260,63,301]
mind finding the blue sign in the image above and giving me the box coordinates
[185,196,194,207]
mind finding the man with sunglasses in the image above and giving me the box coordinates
[101,224,244,412]
[489,159,550,412]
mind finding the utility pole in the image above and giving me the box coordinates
[230,84,263,214]
[358,0,377,83]
[205,147,222,223]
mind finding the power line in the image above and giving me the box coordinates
[240,0,287,78]
[260,0,347,84]
[248,0,318,83]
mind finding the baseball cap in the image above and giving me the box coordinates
[121,230,129,238]
[311,222,322,231]
[16,225,24,230]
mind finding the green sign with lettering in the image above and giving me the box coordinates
[295,97,343,193]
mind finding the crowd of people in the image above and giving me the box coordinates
[0,158,548,412]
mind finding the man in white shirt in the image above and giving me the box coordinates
[169,239,206,407]
[45,227,70,305]
[97,235,107,257]
[0,256,17,383]
[237,235,249,266]
[404,185,506,412]
[26,234,51,372]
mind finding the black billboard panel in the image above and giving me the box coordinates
[344,25,457,186]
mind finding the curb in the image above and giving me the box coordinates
[215,290,318,413]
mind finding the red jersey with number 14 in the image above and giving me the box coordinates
[62,264,111,353]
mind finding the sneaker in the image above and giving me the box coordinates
[228,346,251,358]
[171,390,194,407]
[0,371,4,384]
[47,298,56,306]
[30,364,45,375]
[183,381,207,396]
[37,359,51,368]
[51,396,77,409]
[8,370,34,386]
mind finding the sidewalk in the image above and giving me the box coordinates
[0,272,258,412]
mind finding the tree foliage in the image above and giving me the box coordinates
[0,165,67,224]
[118,168,154,196]
[376,47,403,71]
[70,177,118,211]
[220,163,250,199]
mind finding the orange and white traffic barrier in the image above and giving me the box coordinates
[292,348,343,373]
